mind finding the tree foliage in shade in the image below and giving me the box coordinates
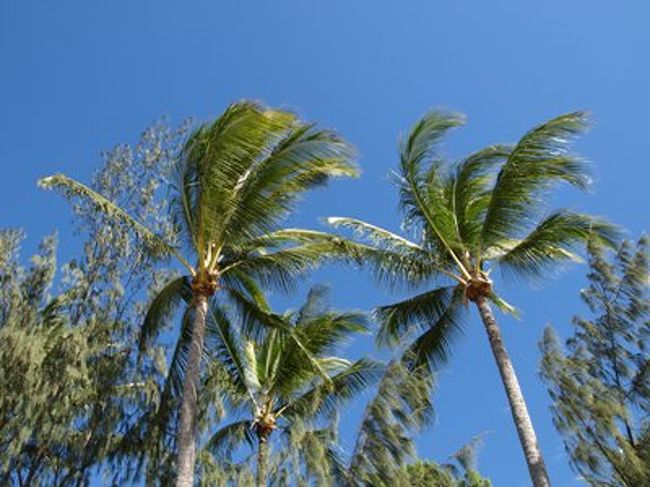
[540,236,650,486]
[0,120,188,485]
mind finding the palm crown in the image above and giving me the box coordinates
[203,286,380,484]
[328,110,618,368]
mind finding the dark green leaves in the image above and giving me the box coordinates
[481,112,591,249]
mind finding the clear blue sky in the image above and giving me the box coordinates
[2,1,648,486]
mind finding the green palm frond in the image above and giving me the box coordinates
[481,111,592,250]
[174,101,357,256]
[374,285,458,348]
[204,420,256,459]
[139,276,192,352]
[489,293,520,317]
[205,303,250,399]
[221,229,362,292]
[216,123,358,246]
[401,288,466,372]
[452,144,513,247]
[38,174,192,271]
[496,210,620,279]
[280,358,383,420]
[326,217,424,254]
[293,310,368,356]
[271,312,368,397]
[223,287,290,339]
[396,110,468,272]
[399,109,465,173]
[223,286,336,390]
[163,305,195,399]
[177,101,296,252]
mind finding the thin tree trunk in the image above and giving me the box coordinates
[175,294,208,487]
[257,437,269,487]
[475,296,551,487]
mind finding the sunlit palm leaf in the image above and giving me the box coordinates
[481,111,591,250]
[38,174,191,269]
[280,358,383,420]
[496,210,620,279]
[397,110,466,262]
[217,124,358,245]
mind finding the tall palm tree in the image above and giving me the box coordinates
[38,101,358,487]
[201,286,380,486]
[325,110,619,486]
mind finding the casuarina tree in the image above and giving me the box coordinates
[540,236,649,485]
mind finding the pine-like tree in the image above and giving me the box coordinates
[540,236,649,486]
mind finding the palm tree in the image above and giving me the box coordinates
[201,285,380,486]
[38,101,358,487]
[325,110,619,486]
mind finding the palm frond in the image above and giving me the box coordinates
[205,302,249,399]
[178,101,296,252]
[38,174,192,271]
[374,285,459,348]
[216,123,358,245]
[452,144,513,247]
[399,109,465,173]
[223,286,337,391]
[481,111,592,249]
[400,289,466,373]
[396,110,468,273]
[496,210,620,279]
[326,217,424,254]
[280,358,383,421]
[139,276,192,352]
[204,420,256,459]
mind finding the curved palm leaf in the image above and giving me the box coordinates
[496,210,620,279]
[452,144,513,247]
[204,420,256,458]
[402,288,466,372]
[139,276,192,352]
[38,174,193,271]
[481,111,591,250]
[279,358,383,420]
[373,285,458,348]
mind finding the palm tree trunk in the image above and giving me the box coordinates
[175,294,208,487]
[257,437,269,487]
[474,296,550,487]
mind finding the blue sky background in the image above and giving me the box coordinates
[2,1,649,486]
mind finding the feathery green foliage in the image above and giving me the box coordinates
[540,236,650,486]
[1,120,187,485]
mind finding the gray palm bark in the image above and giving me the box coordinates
[475,296,550,487]
[175,295,208,487]
[256,438,269,487]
